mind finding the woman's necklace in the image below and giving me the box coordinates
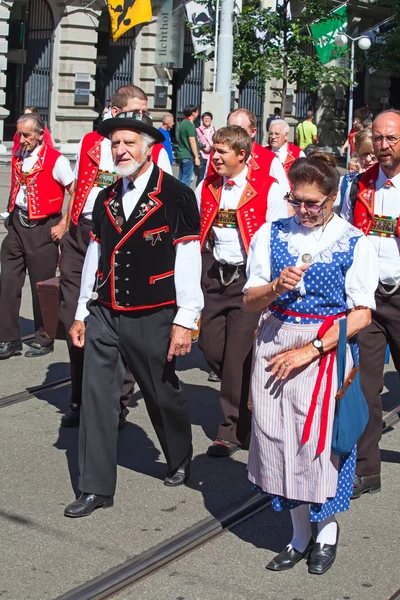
[310,212,334,242]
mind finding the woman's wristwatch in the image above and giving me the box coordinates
[312,338,324,356]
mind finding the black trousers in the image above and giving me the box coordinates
[58,219,134,408]
[198,253,261,446]
[78,302,192,496]
[357,287,400,477]
[0,211,60,346]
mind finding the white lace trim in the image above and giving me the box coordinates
[275,220,362,265]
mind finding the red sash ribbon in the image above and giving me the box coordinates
[270,305,346,455]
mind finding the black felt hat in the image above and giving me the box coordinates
[98,111,165,144]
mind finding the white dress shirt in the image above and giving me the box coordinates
[244,214,379,310]
[275,142,306,165]
[268,156,290,195]
[195,165,288,266]
[15,144,73,210]
[75,163,203,329]
[341,167,400,285]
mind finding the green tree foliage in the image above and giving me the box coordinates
[189,0,351,112]
[363,0,400,72]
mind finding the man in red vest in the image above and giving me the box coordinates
[266,119,305,177]
[341,109,400,499]
[198,125,288,456]
[0,114,74,359]
[59,85,171,428]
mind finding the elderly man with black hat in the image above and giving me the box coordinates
[64,111,203,518]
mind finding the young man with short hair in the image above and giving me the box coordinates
[296,111,318,151]
[177,105,201,186]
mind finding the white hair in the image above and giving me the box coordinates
[141,132,156,153]
[269,119,290,134]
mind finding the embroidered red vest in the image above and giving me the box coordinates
[71,134,168,225]
[9,144,65,219]
[266,143,302,175]
[353,163,400,236]
[200,169,276,254]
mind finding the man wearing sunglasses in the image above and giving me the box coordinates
[341,109,400,500]
[266,120,305,177]
[58,85,172,430]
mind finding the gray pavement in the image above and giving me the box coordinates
[0,166,399,600]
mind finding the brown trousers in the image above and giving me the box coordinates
[357,286,400,476]
[0,210,60,346]
[198,252,261,446]
[58,219,134,408]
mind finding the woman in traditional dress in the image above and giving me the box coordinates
[243,153,379,575]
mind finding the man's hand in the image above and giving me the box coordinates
[167,325,192,362]
[70,320,86,348]
[194,157,201,167]
[51,222,66,242]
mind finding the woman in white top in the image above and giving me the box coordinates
[243,153,378,575]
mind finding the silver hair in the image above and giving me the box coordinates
[269,119,290,134]
[141,132,156,152]
[17,113,45,134]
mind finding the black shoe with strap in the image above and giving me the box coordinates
[351,474,381,499]
[64,493,114,518]
[207,438,240,457]
[25,342,54,358]
[308,526,340,575]
[207,371,221,383]
[266,538,315,571]
[0,340,22,360]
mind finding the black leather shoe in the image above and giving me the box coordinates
[164,450,192,487]
[0,340,22,360]
[308,526,339,575]
[208,370,221,383]
[118,408,129,430]
[207,438,240,457]
[61,407,80,428]
[266,538,315,571]
[64,493,114,518]
[351,474,381,499]
[25,342,54,358]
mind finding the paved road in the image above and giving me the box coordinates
[0,166,399,600]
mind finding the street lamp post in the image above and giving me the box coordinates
[335,33,372,164]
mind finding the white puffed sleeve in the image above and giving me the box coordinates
[243,223,272,291]
[345,235,379,310]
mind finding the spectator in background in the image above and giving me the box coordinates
[158,113,175,165]
[353,130,377,173]
[296,111,318,151]
[177,105,200,186]
[266,107,282,133]
[196,111,215,184]
[334,157,361,214]
[363,118,373,131]
[102,99,112,120]
[12,107,53,155]
[354,103,373,121]
[340,118,363,156]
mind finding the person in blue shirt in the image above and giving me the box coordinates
[158,113,175,164]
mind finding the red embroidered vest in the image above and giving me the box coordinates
[9,144,65,219]
[266,143,302,175]
[200,169,276,254]
[353,163,400,236]
[71,134,167,225]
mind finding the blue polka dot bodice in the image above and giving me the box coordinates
[269,219,362,324]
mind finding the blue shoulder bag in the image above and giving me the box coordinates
[331,318,369,456]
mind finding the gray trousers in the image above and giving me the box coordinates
[78,302,192,496]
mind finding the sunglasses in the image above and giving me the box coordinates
[284,191,335,214]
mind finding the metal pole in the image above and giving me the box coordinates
[215,0,234,119]
[213,0,220,92]
[347,37,355,165]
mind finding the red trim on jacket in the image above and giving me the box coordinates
[71,131,103,226]
[266,143,302,175]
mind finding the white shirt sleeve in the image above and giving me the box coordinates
[244,223,272,291]
[52,155,74,187]
[173,240,204,329]
[266,181,288,222]
[75,239,101,321]
[156,147,173,175]
[345,235,378,310]
[195,180,204,213]
[340,182,354,224]
[270,156,290,195]
[74,139,83,179]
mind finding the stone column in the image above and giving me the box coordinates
[0,2,10,155]
[51,3,101,155]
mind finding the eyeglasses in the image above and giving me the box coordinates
[269,132,285,137]
[372,135,400,146]
[284,191,334,214]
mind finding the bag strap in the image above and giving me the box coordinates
[336,318,347,392]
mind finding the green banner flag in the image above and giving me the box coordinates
[310,4,347,65]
